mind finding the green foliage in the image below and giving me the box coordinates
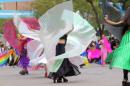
[32,0,102,28]
[32,0,67,17]
[0,19,6,34]
[73,0,91,13]
[0,0,129,34]
[31,0,129,29]
[125,0,130,8]
[111,0,120,3]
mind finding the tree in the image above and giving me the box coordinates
[32,0,102,29]
[32,0,129,37]
[86,0,102,36]
[0,19,6,34]
[32,0,67,17]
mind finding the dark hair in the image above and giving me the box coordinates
[121,7,130,35]
[0,44,4,47]
[122,24,128,35]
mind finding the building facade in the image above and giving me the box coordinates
[2,1,32,10]
[0,0,33,18]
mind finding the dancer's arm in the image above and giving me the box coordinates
[104,15,124,26]
[105,7,130,26]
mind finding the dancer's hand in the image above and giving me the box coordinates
[104,15,109,21]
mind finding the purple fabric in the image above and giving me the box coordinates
[19,39,30,69]
[19,47,29,69]
[19,56,29,69]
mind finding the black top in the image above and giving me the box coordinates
[59,34,68,45]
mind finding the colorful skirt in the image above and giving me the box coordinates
[106,30,130,70]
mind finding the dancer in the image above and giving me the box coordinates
[18,34,30,75]
[105,7,130,86]
[49,34,80,83]
[99,34,112,65]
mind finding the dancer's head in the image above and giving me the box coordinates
[17,34,27,40]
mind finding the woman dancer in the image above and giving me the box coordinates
[18,34,30,75]
[49,34,80,83]
[99,34,112,65]
[105,7,130,86]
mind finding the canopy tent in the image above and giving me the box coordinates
[0,10,33,19]
[0,0,32,2]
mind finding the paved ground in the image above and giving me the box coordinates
[0,64,126,86]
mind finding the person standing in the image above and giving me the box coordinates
[49,34,80,83]
[105,7,130,86]
[18,34,30,75]
[99,34,112,65]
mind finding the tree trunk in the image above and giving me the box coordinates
[86,0,103,37]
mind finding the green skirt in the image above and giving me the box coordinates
[106,30,130,70]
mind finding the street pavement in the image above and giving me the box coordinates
[0,64,125,86]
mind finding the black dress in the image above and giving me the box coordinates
[49,35,80,78]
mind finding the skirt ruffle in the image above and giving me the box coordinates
[49,58,80,78]
[106,30,130,70]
